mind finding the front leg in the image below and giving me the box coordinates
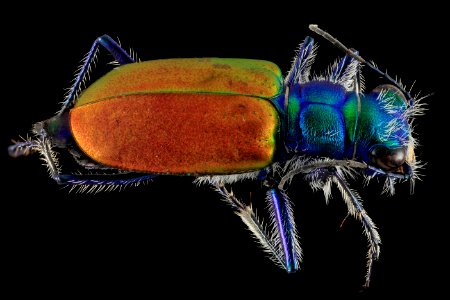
[280,159,381,286]
[324,167,381,287]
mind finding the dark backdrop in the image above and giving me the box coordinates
[2,5,444,298]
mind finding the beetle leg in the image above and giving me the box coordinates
[264,180,302,273]
[278,157,368,190]
[213,183,287,270]
[57,173,157,193]
[32,131,62,183]
[329,52,357,83]
[68,147,117,170]
[327,168,381,288]
[214,182,301,273]
[351,68,362,159]
[8,139,39,158]
[284,36,316,87]
[329,49,361,92]
[31,129,155,191]
[60,35,135,114]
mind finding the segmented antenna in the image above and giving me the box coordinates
[309,24,416,107]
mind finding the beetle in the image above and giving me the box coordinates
[9,25,424,287]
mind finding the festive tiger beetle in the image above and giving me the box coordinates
[9,25,425,287]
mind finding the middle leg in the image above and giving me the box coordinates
[264,179,301,273]
[212,178,301,273]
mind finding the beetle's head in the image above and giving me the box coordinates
[8,112,71,158]
[355,84,421,185]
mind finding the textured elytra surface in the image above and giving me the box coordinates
[70,93,279,174]
[75,58,283,107]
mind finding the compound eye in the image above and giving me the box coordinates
[369,146,406,171]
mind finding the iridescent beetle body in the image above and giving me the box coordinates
[9,25,424,287]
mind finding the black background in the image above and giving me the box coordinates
[2,5,445,298]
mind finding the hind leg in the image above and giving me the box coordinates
[60,35,135,113]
